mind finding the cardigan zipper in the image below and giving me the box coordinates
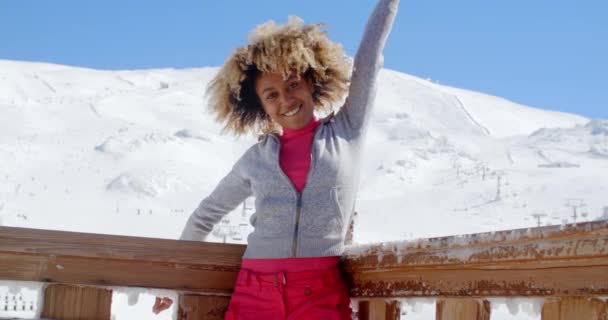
[270,123,323,257]
[292,193,303,256]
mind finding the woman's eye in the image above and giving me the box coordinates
[266,93,277,101]
[289,81,300,89]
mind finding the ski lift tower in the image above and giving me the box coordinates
[530,212,548,227]
[564,198,586,224]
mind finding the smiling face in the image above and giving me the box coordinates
[255,72,316,131]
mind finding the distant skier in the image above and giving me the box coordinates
[154,0,399,318]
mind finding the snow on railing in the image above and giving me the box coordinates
[1,220,607,319]
[342,220,608,319]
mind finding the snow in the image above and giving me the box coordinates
[398,298,436,319]
[2,59,605,242]
[1,59,607,319]
[0,281,44,319]
[111,287,178,320]
[487,298,543,320]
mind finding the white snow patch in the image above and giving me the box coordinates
[488,298,543,320]
[0,281,45,319]
[111,287,178,320]
[106,172,188,197]
[173,129,214,142]
[398,298,436,319]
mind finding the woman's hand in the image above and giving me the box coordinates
[152,296,173,314]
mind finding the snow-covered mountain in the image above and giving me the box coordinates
[1,59,606,244]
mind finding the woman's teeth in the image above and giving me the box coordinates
[283,105,301,117]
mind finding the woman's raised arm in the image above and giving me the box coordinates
[336,0,400,136]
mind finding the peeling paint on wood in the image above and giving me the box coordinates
[342,221,608,298]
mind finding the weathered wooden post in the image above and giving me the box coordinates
[541,298,607,320]
[178,294,231,320]
[358,299,400,320]
[41,284,112,320]
[436,299,490,320]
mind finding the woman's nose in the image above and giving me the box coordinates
[280,91,296,106]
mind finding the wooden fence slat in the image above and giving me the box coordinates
[0,252,240,294]
[357,300,369,320]
[542,300,560,320]
[357,300,383,320]
[178,294,231,320]
[0,226,245,293]
[41,284,112,320]
[358,300,400,320]
[386,300,401,320]
[436,299,490,320]
[0,226,246,266]
[542,297,607,320]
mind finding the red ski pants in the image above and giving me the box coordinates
[224,266,352,319]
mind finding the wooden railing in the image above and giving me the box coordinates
[1,220,607,319]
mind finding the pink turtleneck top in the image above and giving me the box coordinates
[278,118,320,192]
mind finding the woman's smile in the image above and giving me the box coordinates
[282,104,302,117]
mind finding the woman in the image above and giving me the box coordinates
[155,1,399,318]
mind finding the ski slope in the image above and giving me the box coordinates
[2,59,607,319]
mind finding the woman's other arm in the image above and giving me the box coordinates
[180,161,252,241]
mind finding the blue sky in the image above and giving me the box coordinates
[1,0,606,118]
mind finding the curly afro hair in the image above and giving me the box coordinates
[206,16,352,135]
